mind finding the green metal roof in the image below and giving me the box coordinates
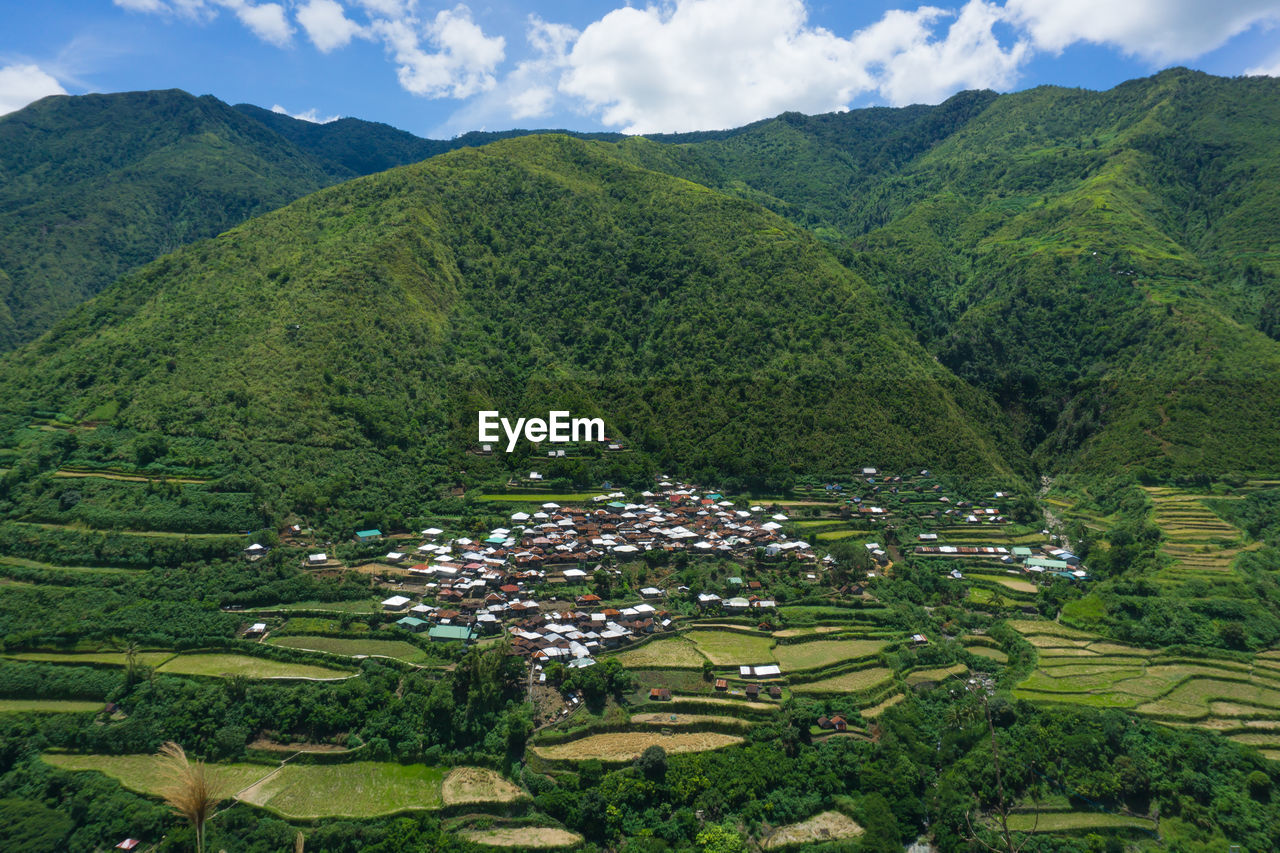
[428,624,475,641]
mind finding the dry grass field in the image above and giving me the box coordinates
[441,767,526,805]
[459,827,584,848]
[612,636,708,668]
[763,811,864,848]
[531,732,744,762]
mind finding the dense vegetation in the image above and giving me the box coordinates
[0,134,1022,529]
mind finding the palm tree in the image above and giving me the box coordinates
[156,741,222,853]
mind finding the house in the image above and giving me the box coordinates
[649,687,671,701]
[911,633,929,646]
[428,624,475,643]
[244,622,267,637]
[817,715,833,730]
[355,529,383,542]
[307,552,328,566]
[243,543,267,560]
[640,587,663,599]
[745,683,760,698]
[768,685,782,699]
[714,678,728,691]
[382,595,413,611]
[396,616,429,633]
[115,841,141,851]
[385,551,407,563]
[830,715,848,732]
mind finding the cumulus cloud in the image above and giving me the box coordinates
[374,5,505,98]
[1005,0,1280,62]
[227,1,294,46]
[297,0,365,52]
[1245,51,1280,75]
[271,103,341,122]
[0,63,68,116]
[558,0,1028,133]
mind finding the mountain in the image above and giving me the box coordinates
[0,135,1024,524]
[632,69,1280,480]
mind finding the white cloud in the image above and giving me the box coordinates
[375,5,505,99]
[228,1,294,47]
[1005,0,1280,63]
[297,0,365,52]
[113,0,168,11]
[557,0,1029,133]
[0,63,68,116]
[1245,51,1280,75]
[271,103,341,122]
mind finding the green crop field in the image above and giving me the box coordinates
[612,636,708,668]
[791,667,893,694]
[0,699,103,714]
[905,664,967,686]
[157,653,354,680]
[6,650,174,667]
[267,636,438,665]
[773,639,885,671]
[476,493,600,502]
[239,762,447,818]
[43,753,267,798]
[249,599,378,613]
[689,630,776,665]
[966,645,1008,663]
[531,731,744,762]
[1006,811,1154,832]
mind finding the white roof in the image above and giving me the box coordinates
[382,595,411,607]
[386,552,405,560]
[422,527,443,536]
[308,552,327,562]
[771,513,788,521]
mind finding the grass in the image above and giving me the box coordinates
[6,651,175,667]
[237,762,446,818]
[611,636,708,669]
[905,664,967,686]
[966,645,1008,663]
[531,732,744,762]
[248,599,377,613]
[157,653,354,680]
[689,630,776,666]
[860,693,904,718]
[772,639,885,671]
[0,556,139,575]
[0,699,104,713]
[1006,811,1154,833]
[763,811,864,849]
[458,828,584,848]
[267,636,438,665]
[791,667,894,695]
[772,626,843,637]
[43,753,266,799]
[629,712,749,729]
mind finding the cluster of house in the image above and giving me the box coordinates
[356,480,824,656]
[914,539,1090,581]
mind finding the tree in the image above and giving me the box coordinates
[156,741,222,853]
[636,744,667,781]
[696,823,746,853]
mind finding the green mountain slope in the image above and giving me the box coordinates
[0,135,1024,523]
[641,70,1280,480]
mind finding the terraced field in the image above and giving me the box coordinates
[773,639,886,671]
[763,810,864,848]
[1011,621,1280,758]
[1006,811,1155,833]
[5,650,355,680]
[1141,486,1257,584]
[611,636,708,668]
[791,666,894,695]
[531,731,744,762]
[688,630,776,665]
[267,636,439,665]
[0,699,104,714]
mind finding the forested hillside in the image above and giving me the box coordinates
[0,135,1022,526]
[635,70,1280,480]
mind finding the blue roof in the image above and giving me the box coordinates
[356,529,382,538]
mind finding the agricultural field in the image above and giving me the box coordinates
[0,699,104,713]
[249,599,378,613]
[772,626,843,637]
[966,645,1009,663]
[156,653,355,680]
[6,650,175,667]
[1011,621,1280,753]
[43,753,267,798]
[458,827,584,848]
[772,639,885,671]
[267,636,439,665]
[237,762,447,818]
[1141,486,1256,585]
[860,693,904,718]
[631,712,749,729]
[905,664,968,686]
[440,767,527,806]
[531,731,744,762]
[611,636,708,668]
[791,667,894,695]
[476,493,600,502]
[688,630,776,665]
[1006,811,1155,833]
[763,810,863,849]
[0,556,139,575]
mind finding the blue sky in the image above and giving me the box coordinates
[2,1,1278,137]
